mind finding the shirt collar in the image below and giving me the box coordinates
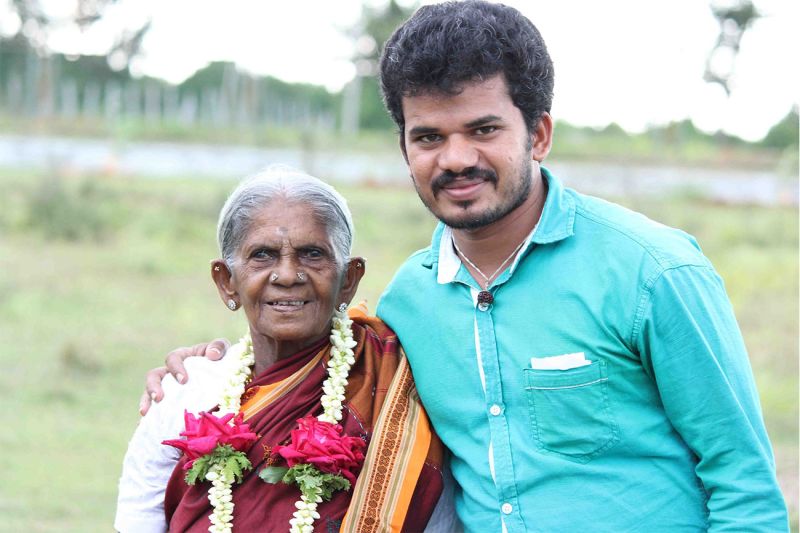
[423,167,576,283]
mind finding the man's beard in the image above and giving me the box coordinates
[413,155,533,230]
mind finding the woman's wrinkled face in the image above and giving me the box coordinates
[228,201,346,355]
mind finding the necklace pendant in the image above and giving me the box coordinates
[477,290,494,305]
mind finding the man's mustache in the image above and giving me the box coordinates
[431,167,498,195]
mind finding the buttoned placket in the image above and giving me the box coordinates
[438,225,538,533]
[470,281,526,533]
[447,259,528,533]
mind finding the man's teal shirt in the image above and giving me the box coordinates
[377,169,788,532]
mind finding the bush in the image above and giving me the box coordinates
[25,173,119,241]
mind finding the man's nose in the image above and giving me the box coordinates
[437,135,479,174]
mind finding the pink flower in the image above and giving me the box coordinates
[273,416,366,484]
[163,411,258,469]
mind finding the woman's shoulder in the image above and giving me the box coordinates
[159,356,235,414]
[349,304,396,343]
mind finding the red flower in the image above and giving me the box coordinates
[273,416,366,484]
[163,411,258,469]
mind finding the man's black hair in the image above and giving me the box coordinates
[379,0,554,135]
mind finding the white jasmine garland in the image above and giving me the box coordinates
[196,307,356,533]
[288,306,356,533]
[199,333,255,533]
[218,334,255,415]
[206,465,234,532]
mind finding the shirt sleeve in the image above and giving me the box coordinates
[634,264,788,532]
[114,377,184,533]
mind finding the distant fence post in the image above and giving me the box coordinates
[61,79,78,118]
[105,81,121,121]
[341,76,361,135]
[144,81,161,125]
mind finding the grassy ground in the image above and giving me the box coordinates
[0,168,796,531]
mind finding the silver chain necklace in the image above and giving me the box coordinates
[452,236,527,290]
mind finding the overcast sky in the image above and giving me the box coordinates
[2,0,797,141]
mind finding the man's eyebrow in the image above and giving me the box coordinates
[465,115,502,129]
[407,125,439,137]
[408,115,504,137]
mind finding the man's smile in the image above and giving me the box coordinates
[440,178,489,201]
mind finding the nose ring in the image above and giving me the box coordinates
[296,272,307,281]
[269,272,278,282]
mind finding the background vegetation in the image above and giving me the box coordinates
[0,167,796,531]
[1,0,797,175]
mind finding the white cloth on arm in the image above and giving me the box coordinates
[114,357,235,533]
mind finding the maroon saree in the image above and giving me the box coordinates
[164,312,444,532]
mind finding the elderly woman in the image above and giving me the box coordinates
[115,168,449,532]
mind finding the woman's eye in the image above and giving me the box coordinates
[301,248,324,260]
[252,249,276,260]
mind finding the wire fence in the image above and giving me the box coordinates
[0,51,338,131]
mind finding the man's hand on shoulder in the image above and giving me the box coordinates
[138,338,231,415]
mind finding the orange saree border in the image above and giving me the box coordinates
[340,348,433,532]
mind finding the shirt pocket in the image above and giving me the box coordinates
[524,360,620,463]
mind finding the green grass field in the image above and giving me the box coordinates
[0,168,796,531]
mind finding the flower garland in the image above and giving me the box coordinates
[280,307,361,533]
[218,334,256,415]
[163,334,257,533]
[205,334,256,532]
[164,307,360,533]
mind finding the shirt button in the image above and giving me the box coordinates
[478,302,490,311]
[489,404,501,416]
[501,503,513,515]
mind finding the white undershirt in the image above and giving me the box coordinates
[114,356,239,533]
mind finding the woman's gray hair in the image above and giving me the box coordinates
[217,166,354,271]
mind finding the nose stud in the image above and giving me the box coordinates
[297,272,307,281]
[269,272,278,282]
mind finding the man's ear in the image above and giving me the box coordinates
[399,132,409,164]
[211,259,238,309]
[338,257,366,307]
[530,112,554,162]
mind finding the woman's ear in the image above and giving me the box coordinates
[338,257,366,307]
[211,259,238,310]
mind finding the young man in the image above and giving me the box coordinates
[145,2,788,531]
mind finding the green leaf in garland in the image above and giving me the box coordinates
[319,474,350,501]
[185,453,214,485]
[223,454,252,484]
[259,465,290,484]
[281,464,352,502]
[183,444,252,485]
